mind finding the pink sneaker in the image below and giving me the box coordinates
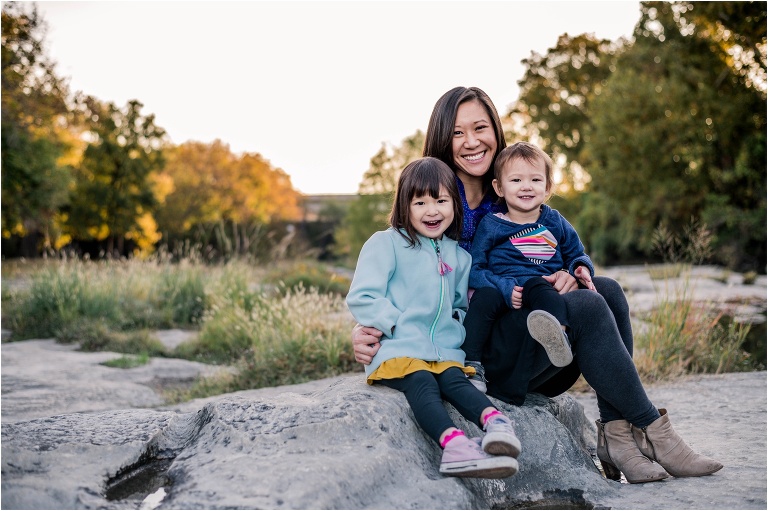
[482,414,522,458]
[439,435,518,479]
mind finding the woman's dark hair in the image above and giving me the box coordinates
[389,157,463,247]
[422,86,507,192]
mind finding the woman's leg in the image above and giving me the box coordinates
[377,371,456,444]
[592,276,633,356]
[557,288,658,427]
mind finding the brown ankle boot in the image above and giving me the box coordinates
[596,419,669,484]
[632,408,723,477]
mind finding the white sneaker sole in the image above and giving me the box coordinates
[439,456,519,479]
[482,432,522,458]
[527,310,573,367]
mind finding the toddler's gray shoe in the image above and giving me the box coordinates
[526,309,573,367]
[465,360,487,394]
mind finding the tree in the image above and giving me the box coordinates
[154,140,302,257]
[334,131,424,261]
[510,1,766,270]
[1,2,72,255]
[510,33,627,191]
[65,97,166,255]
[581,1,766,268]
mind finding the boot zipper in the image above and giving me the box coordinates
[638,425,655,457]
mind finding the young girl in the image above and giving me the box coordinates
[346,157,521,479]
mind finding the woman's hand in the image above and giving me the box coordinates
[574,265,597,291]
[542,271,579,295]
[352,324,383,365]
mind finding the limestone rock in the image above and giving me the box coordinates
[1,376,619,509]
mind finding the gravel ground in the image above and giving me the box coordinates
[574,370,767,509]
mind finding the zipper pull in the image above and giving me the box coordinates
[433,240,453,276]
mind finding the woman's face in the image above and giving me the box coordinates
[451,99,498,181]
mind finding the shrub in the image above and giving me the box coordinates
[173,284,358,400]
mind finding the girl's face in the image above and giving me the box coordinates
[492,157,550,222]
[409,186,455,239]
[452,99,498,181]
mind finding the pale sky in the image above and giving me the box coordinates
[36,1,642,194]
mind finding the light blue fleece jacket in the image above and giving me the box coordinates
[346,228,472,377]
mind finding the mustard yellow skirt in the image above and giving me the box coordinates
[367,357,476,385]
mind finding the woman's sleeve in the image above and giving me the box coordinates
[345,232,401,336]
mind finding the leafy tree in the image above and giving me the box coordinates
[65,97,166,255]
[334,131,424,261]
[510,33,627,191]
[1,2,72,254]
[581,1,766,269]
[154,140,302,256]
[511,1,766,270]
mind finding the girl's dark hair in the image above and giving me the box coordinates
[494,141,555,195]
[422,86,507,193]
[389,157,463,247]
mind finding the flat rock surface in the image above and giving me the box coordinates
[1,265,765,509]
[1,335,766,508]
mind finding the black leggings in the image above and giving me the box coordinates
[376,367,494,445]
[463,277,569,362]
[488,276,660,428]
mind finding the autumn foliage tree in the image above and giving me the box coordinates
[154,140,301,257]
[63,97,166,255]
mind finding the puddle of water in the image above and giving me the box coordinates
[105,458,173,502]
[504,488,595,509]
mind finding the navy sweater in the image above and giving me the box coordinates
[469,204,594,307]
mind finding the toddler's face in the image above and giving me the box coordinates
[409,185,454,239]
[492,157,550,221]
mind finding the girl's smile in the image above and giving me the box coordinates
[409,186,455,239]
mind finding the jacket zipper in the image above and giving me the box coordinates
[429,238,445,361]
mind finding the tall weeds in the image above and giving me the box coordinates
[632,220,757,382]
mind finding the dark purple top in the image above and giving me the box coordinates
[455,175,506,252]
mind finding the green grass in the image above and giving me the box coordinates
[102,352,151,368]
[2,256,358,402]
[3,252,761,404]
[632,270,759,383]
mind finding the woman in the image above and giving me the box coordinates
[352,86,722,484]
